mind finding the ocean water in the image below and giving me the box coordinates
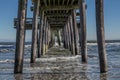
[0,42,120,80]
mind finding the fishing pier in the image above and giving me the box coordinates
[14,0,107,74]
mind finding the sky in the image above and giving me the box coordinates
[0,0,120,42]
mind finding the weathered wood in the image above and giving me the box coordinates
[95,0,108,73]
[38,11,44,58]
[41,6,79,11]
[71,0,75,5]
[69,15,75,55]
[49,31,55,47]
[45,21,49,52]
[67,22,72,51]
[64,26,69,49]
[47,25,51,48]
[57,30,61,46]
[62,29,66,48]
[31,0,40,63]
[66,24,70,49]
[79,0,87,63]
[67,0,70,5]
[63,27,66,48]
[42,17,47,55]
[78,27,81,47]
[14,0,28,74]
[43,0,47,6]
[72,10,79,55]
[49,22,66,24]
[32,0,79,7]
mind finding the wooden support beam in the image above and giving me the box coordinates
[62,0,65,5]
[71,0,75,5]
[66,24,70,49]
[42,17,47,55]
[95,0,108,73]
[50,24,65,26]
[48,0,51,6]
[48,20,67,22]
[47,25,50,48]
[31,0,40,63]
[57,30,61,46]
[47,17,68,20]
[53,0,55,6]
[79,0,87,63]
[46,15,68,17]
[64,24,70,49]
[14,0,28,74]
[43,0,47,6]
[38,11,44,58]
[45,21,49,53]
[48,21,67,24]
[63,28,67,48]
[58,0,60,5]
[67,21,72,51]
[45,13,70,16]
[42,6,79,11]
[67,0,70,5]
[49,31,55,47]
[72,10,79,55]
[69,15,75,55]
[50,23,66,25]
[78,27,81,47]
[48,15,67,18]
[51,26,64,29]
[46,23,49,51]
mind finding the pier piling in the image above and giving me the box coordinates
[69,15,75,55]
[31,0,40,63]
[72,10,79,55]
[14,0,28,74]
[79,0,87,63]
[95,0,108,73]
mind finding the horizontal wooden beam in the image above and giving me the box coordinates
[46,15,69,17]
[45,13,80,17]
[42,5,79,10]
[51,26,64,29]
[45,13,70,15]
[47,17,68,19]
[50,23,66,25]
[50,24,65,26]
[48,18,68,20]
[48,20,67,23]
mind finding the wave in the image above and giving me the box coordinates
[0,42,120,53]
[106,42,120,45]
[0,44,31,48]
[0,45,14,48]
[87,42,120,46]
[25,44,31,48]
[87,43,97,46]
[0,59,14,63]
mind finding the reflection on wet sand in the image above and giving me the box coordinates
[14,74,23,80]
[13,61,88,80]
[29,73,88,80]
[100,73,108,80]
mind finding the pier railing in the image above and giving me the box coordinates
[14,18,33,30]
[14,17,80,30]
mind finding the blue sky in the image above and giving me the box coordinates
[0,0,120,42]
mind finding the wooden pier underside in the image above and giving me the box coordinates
[14,0,81,30]
[32,0,80,29]
[14,0,108,74]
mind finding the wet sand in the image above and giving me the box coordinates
[0,47,120,80]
